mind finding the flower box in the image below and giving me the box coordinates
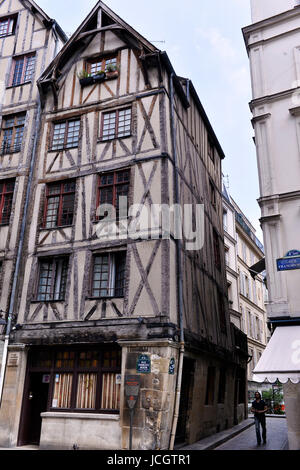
[106,71,119,79]
[93,72,106,83]
[79,76,94,87]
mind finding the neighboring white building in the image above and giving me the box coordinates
[243,0,300,450]
[223,185,269,400]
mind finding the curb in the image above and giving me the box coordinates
[177,419,255,450]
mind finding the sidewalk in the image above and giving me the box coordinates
[177,418,255,450]
[178,415,288,451]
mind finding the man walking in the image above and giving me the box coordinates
[251,392,268,446]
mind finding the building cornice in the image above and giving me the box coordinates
[243,6,300,51]
[250,88,297,111]
[258,189,300,205]
[239,293,266,315]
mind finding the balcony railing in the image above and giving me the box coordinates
[235,212,264,253]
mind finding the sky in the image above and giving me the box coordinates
[37,0,263,239]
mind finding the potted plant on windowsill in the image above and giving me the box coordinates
[105,64,119,79]
[78,70,94,86]
[93,70,106,82]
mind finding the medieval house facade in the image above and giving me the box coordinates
[0,0,248,450]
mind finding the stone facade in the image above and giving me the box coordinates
[222,186,269,401]
[243,0,300,450]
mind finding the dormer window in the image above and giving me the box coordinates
[86,56,118,76]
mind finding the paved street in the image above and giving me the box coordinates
[215,417,288,450]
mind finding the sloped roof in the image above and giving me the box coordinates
[19,0,68,43]
[36,1,226,162]
[38,0,158,84]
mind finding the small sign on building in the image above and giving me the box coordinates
[136,354,151,374]
[169,358,175,375]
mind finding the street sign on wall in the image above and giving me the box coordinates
[277,250,300,271]
[136,354,151,374]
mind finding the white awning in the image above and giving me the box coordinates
[252,325,300,384]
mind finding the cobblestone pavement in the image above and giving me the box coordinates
[215,417,288,450]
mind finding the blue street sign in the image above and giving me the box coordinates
[285,250,300,257]
[136,354,151,374]
[277,256,300,271]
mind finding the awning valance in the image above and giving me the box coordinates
[252,325,300,384]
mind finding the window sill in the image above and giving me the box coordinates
[0,33,15,39]
[6,81,32,89]
[41,412,120,420]
[86,296,124,301]
[31,299,65,304]
[98,134,131,143]
[39,225,73,231]
[48,146,79,153]
[93,217,129,224]
[0,149,22,156]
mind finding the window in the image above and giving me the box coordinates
[218,291,227,333]
[86,56,117,75]
[213,229,221,270]
[0,113,25,154]
[43,180,76,228]
[209,179,216,208]
[51,119,81,151]
[223,209,228,232]
[91,251,126,298]
[10,54,36,86]
[28,347,121,412]
[256,317,261,342]
[0,179,14,225]
[242,242,247,264]
[37,257,69,301]
[208,137,215,163]
[0,15,16,37]
[245,274,250,298]
[205,366,216,405]
[218,368,226,404]
[97,169,130,221]
[225,247,229,267]
[100,108,132,141]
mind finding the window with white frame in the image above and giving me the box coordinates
[51,119,81,151]
[0,15,16,37]
[91,252,126,298]
[100,108,132,141]
[37,257,69,301]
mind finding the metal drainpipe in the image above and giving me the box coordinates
[0,99,42,406]
[169,72,185,450]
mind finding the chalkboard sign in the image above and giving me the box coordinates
[136,354,151,374]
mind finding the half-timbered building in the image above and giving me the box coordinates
[0,0,67,447]
[0,1,248,450]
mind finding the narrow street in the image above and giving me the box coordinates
[215,417,288,450]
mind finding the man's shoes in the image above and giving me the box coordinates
[257,442,261,446]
